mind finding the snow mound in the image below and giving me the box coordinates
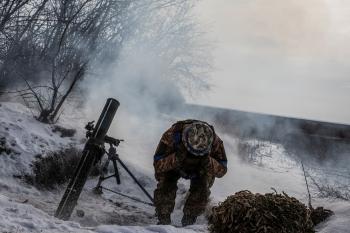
[0,102,82,177]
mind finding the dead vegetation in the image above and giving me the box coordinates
[308,175,350,201]
[0,137,12,155]
[237,139,273,165]
[24,147,99,189]
[0,136,19,155]
[51,125,76,138]
[208,190,332,233]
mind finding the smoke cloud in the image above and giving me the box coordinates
[79,0,349,204]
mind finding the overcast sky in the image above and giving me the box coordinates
[190,0,350,124]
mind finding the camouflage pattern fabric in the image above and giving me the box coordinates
[182,121,214,156]
[154,170,215,217]
[153,119,227,218]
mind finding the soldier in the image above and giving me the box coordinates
[153,119,228,226]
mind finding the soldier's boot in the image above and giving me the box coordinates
[181,214,197,226]
[157,214,171,225]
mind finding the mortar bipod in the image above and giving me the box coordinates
[93,141,154,206]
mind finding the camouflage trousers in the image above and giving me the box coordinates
[154,170,215,217]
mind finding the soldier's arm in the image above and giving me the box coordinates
[153,127,180,173]
[208,136,228,178]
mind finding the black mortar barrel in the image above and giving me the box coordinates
[92,98,120,142]
[55,98,120,220]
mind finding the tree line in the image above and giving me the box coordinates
[0,0,210,123]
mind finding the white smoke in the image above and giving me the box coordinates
[82,1,203,174]
[79,0,349,206]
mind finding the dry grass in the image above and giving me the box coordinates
[24,147,99,189]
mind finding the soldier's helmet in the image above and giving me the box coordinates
[182,121,214,156]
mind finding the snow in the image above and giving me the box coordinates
[0,102,82,176]
[95,225,206,233]
[0,192,207,233]
[315,200,350,233]
[0,101,350,233]
[0,194,88,233]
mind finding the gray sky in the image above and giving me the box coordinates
[190,0,350,124]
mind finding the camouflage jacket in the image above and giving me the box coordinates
[153,120,228,179]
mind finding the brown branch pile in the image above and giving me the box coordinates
[208,190,331,233]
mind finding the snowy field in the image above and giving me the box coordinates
[0,101,349,233]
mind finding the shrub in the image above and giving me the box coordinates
[25,148,99,189]
[51,125,76,138]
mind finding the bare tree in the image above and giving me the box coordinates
[0,0,31,32]
[1,0,131,122]
[124,0,212,94]
[0,0,49,91]
[0,0,212,122]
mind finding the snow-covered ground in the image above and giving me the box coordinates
[0,101,349,233]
